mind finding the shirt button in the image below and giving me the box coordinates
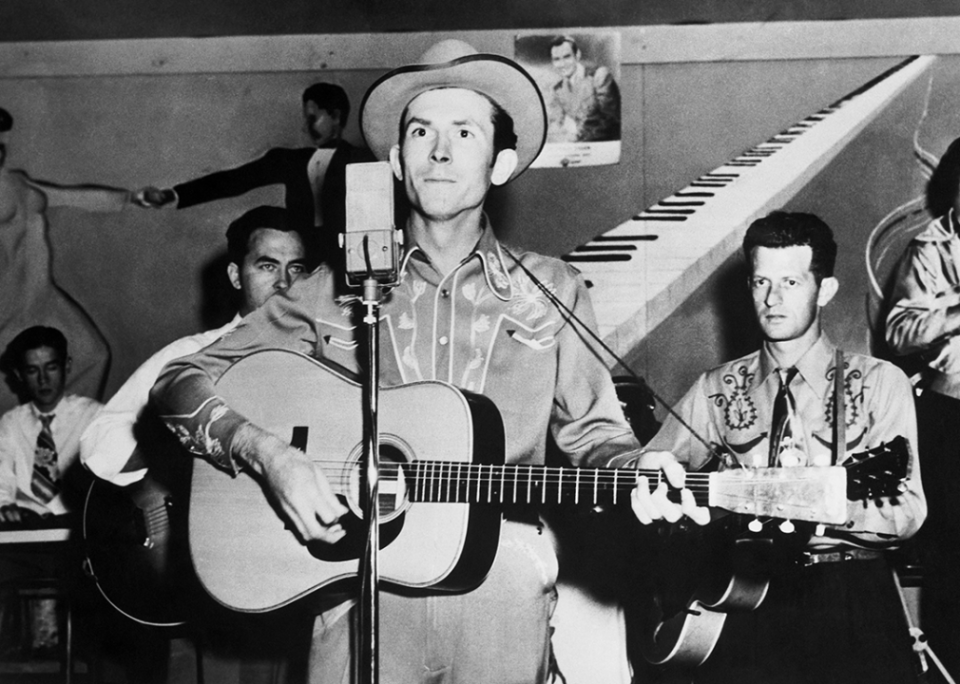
[440,289,450,298]
[439,336,449,345]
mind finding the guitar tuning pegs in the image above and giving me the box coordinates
[815,524,826,537]
[779,520,795,534]
[748,519,763,533]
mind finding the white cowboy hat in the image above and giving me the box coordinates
[359,39,546,182]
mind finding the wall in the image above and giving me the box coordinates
[0,19,958,414]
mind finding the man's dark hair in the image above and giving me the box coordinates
[743,211,837,282]
[6,326,68,369]
[927,136,960,220]
[226,205,315,267]
[0,107,11,133]
[550,35,581,57]
[397,88,518,161]
[302,82,351,128]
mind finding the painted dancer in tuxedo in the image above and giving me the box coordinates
[149,40,706,684]
[137,83,373,267]
[643,211,925,684]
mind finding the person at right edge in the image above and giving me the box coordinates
[643,211,925,684]
[886,136,960,682]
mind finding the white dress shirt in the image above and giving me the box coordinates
[0,393,102,514]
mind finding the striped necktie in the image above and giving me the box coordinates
[31,413,59,503]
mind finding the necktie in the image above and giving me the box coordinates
[31,413,59,503]
[768,368,806,467]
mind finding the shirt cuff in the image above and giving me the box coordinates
[159,396,247,475]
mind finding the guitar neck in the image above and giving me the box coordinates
[406,461,691,507]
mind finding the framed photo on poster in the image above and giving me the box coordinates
[515,31,622,168]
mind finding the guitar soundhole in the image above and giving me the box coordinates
[371,442,411,520]
[305,437,413,563]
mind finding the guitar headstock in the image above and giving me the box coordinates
[843,436,909,501]
[710,466,848,525]
[709,436,911,525]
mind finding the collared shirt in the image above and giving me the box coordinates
[0,394,102,514]
[151,225,641,474]
[80,315,242,486]
[886,211,960,396]
[636,335,925,548]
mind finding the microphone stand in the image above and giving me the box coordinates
[342,161,400,684]
[357,274,385,684]
[343,227,401,684]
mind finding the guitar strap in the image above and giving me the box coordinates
[833,348,845,465]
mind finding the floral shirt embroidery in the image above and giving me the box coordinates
[641,334,925,547]
[151,224,640,473]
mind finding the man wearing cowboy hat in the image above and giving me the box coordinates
[151,40,704,683]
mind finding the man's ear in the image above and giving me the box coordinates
[490,149,518,187]
[817,276,839,307]
[389,145,404,181]
[63,356,72,376]
[227,262,242,291]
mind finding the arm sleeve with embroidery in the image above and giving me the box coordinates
[80,330,226,485]
[149,273,327,472]
[549,272,642,468]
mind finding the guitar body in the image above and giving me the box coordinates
[192,349,504,613]
[83,471,194,626]
[640,534,773,667]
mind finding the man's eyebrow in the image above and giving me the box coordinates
[405,115,480,129]
[253,254,281,264]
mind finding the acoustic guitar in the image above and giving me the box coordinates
[186,349,901,614]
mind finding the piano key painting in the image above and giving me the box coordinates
[563,55,935,354]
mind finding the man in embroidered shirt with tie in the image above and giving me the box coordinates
[0,326,101,523]
[642,211,926,683]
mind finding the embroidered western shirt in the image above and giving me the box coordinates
[150,225,641,473]
[635,335,925,548]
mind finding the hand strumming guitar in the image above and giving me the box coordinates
[232,422,348,544]
[630,450,711,527]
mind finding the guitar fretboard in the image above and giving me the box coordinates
[406,461,686,506]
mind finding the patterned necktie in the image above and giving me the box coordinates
[31,413,59,503]
[768,368,806,467]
